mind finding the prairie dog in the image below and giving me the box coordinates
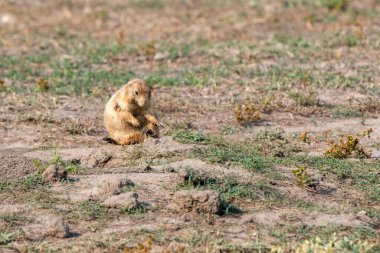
[104,79,160,145]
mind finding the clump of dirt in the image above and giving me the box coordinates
[42,164,68,182]
[23,215,70,241]
[169,190,221,214]
[102,192,140,209]
[0,149,36,183]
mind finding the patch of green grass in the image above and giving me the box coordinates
[333,107,364,118]
[22,173,44,189]
[121,205,146,216]
[195,145,269,172]
[0,182,17,192]
[275,35,312,48]
[279,156,380,203]
[174,130,213,144]
[80,201,105,220]
[0,213,26,224]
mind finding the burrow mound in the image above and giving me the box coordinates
[0,149,36,183]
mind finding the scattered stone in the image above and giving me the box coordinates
[169,190,221,214]
[24,216,69,241]
[80,150,112,168]
[153,52,168,61]
[90,178,134,200]
[102,192,139,209]
[42,164,68,182]
[178,168,212,185]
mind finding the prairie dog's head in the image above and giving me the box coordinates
[127,79,151,107]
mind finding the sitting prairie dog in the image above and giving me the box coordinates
[104,79,161,145]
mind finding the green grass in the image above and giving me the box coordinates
[174,130,213,144]
[79,201,105,221]
[279,156,380,203]
[22,173,44,189]
[195,145,269,172]
[333,107,364,118]
[0,213,27,224]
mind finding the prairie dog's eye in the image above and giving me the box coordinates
[135,91,139,95]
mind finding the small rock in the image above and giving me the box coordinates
[91,178,134,199]
[153,52,168,61]
[102,192,139,209]
[42,164,67,183]
[178,168,211,185]
[24,216,69,241]
[81,150,112,168]
[169,190,221,214]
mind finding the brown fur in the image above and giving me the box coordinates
[104,79,160,145]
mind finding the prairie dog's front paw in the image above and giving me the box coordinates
[130,118,140,127]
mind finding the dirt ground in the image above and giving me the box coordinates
[0,0,379,252]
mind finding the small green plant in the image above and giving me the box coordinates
[288,90,318,106]
[0,232,14,245]
[36,78,49,92]
[235,99,261,126]
[319,0,349,11]
[256,128,285,141]
[292,166,317,188]
[324,129,372,159]
[345,33,359,47]
[22,173,44,189]
[122,205,146,216]
[260,95,277,113]
[80,201,104,220]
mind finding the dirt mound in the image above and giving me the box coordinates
[0,150,36,183]
[23,136,194,169]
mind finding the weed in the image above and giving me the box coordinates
[235,99,261,126]
[324,130,371,159]
[292,166,317,188]
[256,128,284,141]
[319,0,349,11]
[288,90,318,106]
[139,41,156,57]
[122,205,146,216]
[260,94,277,113]
[345,33,359,47]
[0,232,14,245]
[22,173,44,189]
[35,78,49,92]
[299,132,308,143]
